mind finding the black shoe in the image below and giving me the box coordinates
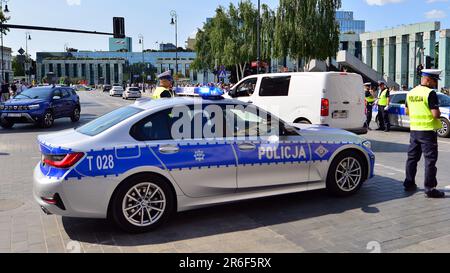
[404,184,418,192]
[384,129,390,132]
[376,128,385,131]
[425,189,446,199]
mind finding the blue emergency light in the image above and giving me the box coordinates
[176,86,224,100]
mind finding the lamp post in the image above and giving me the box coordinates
[25,31,31,83]
[170,10,178,78]
[0,0,10,83]
[256,0,261,75]
[138,34,145,92]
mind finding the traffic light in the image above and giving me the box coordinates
[113,17,125,39]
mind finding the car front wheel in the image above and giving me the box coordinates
[71,107,81,123]
[111,174,175,233]
[437,118,450,138]
[40,111,54,128]
[326,151,367,197]
[0,119,14,129]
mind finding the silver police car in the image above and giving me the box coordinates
[34,88,375,233]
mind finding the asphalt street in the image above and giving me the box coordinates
[1,90,450,253]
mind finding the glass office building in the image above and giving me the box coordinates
[336,11,366,34]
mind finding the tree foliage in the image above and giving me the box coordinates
[193,0,341,79]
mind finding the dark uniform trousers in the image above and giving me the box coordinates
[366,103,374,128]
[404,131,439,189]
[377,106,391,130]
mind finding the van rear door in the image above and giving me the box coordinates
[325,73,365,131]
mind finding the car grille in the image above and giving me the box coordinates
[3,105,30,111]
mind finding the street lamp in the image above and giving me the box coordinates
[256,0,261,75]
[0,0,10,83]
[25,31,31,83]
[138,34,145,92]
[170,10,178,79]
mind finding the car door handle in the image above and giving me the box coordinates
[343,101,350,105]
[247,101,253,104]
[238,143,257,151]
[159,145,180,154]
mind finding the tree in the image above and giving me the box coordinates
[12,56,25,76]
[0,10,9,35]
[274,0,341,71]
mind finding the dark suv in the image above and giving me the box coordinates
[0,86,81,129]
[102,85,112,92]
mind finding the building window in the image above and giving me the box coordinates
[89,64,94,85]
[57,64,62,77]
[41,65,45,79]
[65,63,70,77]
[114,63,119,84]
[106,64,111,84]
[81,64,86,78]
[73,64,78,78]
[49,63,54,73]
[185,64,190,78]
[98,64,103,83]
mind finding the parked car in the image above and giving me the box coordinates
[0,86,81,129]
[103,85,112,93]
[228,72,367,135]
[122,87,142,100]
[372,91,450,138]
[110,86,125,97]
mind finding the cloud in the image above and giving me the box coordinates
[66,0,81,6]
[365,0,404,6]
[425,9,446,19]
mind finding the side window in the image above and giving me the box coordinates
[61,90,71,98]
[224,106,278,137]
[259,76,291,97]
[439,95,450,107]
[130,110,173,141]
[391,94,407,105]
[234,78,258,97]
[53,89,62,98]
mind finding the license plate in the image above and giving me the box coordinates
[332,111,348,119]
[8,113,22,118]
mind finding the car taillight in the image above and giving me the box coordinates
[321,98,330,117]
[43,153,84,169]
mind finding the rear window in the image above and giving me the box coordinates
[259,76,291,97]
[391,94,407,104]
[129,88,140,92]
[77,106,143,136]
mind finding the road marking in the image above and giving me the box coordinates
[375,163,404,174]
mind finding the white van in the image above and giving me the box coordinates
[228,72,367,134]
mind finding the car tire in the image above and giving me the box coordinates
[437,118,450,138]
[40,111,54,128]
[71,107,81,123]
[0,119,14,129]
[326,150,367,197]
[110,174,175,233]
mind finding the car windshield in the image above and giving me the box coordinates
[76,106,143,136]
[439,94,450,107]
[14,87,53,100]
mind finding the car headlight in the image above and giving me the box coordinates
[28,104,40,110]
[362,140,372,150]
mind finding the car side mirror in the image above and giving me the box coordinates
[53,96,61,100]
[229,89,237,98]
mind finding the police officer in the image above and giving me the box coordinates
[377,80,391,132]
[404,69,445,198]
[364,82,376,130]
[152,71,175,99]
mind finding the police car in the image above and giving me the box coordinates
[372,91,450,138]
[33,87,375,233]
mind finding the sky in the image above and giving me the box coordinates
[4,0,450,58]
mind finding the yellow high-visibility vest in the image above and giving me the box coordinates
[152,87,174,100]
[407,85,442,131]
[378,89,389,106]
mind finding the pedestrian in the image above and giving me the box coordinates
[1,81,10,102]
[404,69,445,198]
[376,80,391,132]
[152,71,175,99]
[10,81,17,97]
[364,82,376,130]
